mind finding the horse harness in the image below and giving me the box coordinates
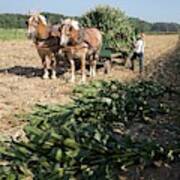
[68,28,95,52]
[35,25,61,50]
[35,36,60,51]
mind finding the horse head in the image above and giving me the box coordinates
[26,13,48,41]
[59,19,80,46]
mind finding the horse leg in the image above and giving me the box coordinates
[92,53,98,77]
[92,59,97,77]
[51,54,57,79]
[81,54,86,83]
[89,55,93,77]
[42,56,50,79]
[70,59,75,83]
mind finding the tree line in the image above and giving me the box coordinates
[129,17,180,33]
[0,12,179,33]
[0,12,67,28]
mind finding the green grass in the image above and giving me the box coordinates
[0,28,26,40]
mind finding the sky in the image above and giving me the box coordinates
[0,0,179,23]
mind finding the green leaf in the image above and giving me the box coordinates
[55,149,63,161]
[64,138,78,149]
[7,174,16,180]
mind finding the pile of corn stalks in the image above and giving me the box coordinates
[0,80,179,179]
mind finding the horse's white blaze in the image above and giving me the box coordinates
[60,19,80,45]
[60,34,69,45]
[27,16,38,36]
[28,26,36,35]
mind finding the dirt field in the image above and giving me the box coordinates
[0,34,179,138]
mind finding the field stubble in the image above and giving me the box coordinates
[0,34,179,138]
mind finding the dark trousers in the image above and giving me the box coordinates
[130,52,144,73]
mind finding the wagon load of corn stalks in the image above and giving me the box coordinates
[81,5,136,57]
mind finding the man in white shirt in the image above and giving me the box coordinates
[130,33,145,74]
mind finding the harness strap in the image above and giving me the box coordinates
[35,37,60,50]
[77,28,95,50]
[76,29,85,44]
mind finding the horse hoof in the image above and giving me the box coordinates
[51,75,57,80]
[79,79,86,84]
[70,79,75,84]
[42,75,49,79]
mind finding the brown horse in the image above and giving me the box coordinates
[26,13,61,79]
[59,19,102,83]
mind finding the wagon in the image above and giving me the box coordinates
[99,46,130,74]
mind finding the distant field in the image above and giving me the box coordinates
[0,28,26,40]
[0,28,179,41]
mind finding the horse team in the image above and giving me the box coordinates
[26,13,102,83]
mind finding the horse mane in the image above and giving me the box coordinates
[29,13,47,26]
[62,18,80,30]
[37,14,48,26]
